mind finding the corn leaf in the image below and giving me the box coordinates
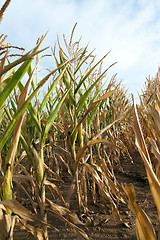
[39,66,67,114]
[134,100,160,226]
[124,184,156,240]
[74,52,111,95]
[3,64,36,200]
[41,88,71,147]
[71,90,115,144]
[0,199,42,222]
[75,64,116,117]
[18,75,42,133]
[0,67,61,152]
[0,47,48,78]
[93,107,132,140]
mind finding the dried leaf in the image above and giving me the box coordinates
[67,212,85,226]
[12,174,34,181]
[88,139,116,150]
[55,153,72,176]
[134,100,160,223]
[0,199,41,223]
[45,180,66,205]
[47,199,89,239]
[150,138,160,164]
[15,217,44,240]
[93,107,132,140]
[0,204,15,240]
[124,184,156,240]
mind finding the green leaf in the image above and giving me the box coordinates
[75,63,116,117]
[70,90,115,144]
[18,81,42,133]
[0,68,59,152]
[27,64,39,103]
[74,53,110,95]
[0,47,47,110]
[39,66,67,114]
[0,61,31,109]
[74,45,90,74]
[0,32,48,77]
[41,88,71,147]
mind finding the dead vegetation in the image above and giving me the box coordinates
[1,1,160,240]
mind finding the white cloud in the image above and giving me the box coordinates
[1,0,160,99]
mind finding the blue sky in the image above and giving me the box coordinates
[1,0,160,100]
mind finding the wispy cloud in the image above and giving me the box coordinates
[1,0,160,98]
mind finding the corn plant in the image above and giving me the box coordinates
[0,36,54,239]
[0,4,88,238]
[0,44,90,240]
[0,2,56,238]
[0,2,139,239]
[47,25,133,228]
[124,71,160,239]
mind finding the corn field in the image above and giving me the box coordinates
[1,1,160,240]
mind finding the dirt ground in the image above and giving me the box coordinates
[14,150,158,239]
